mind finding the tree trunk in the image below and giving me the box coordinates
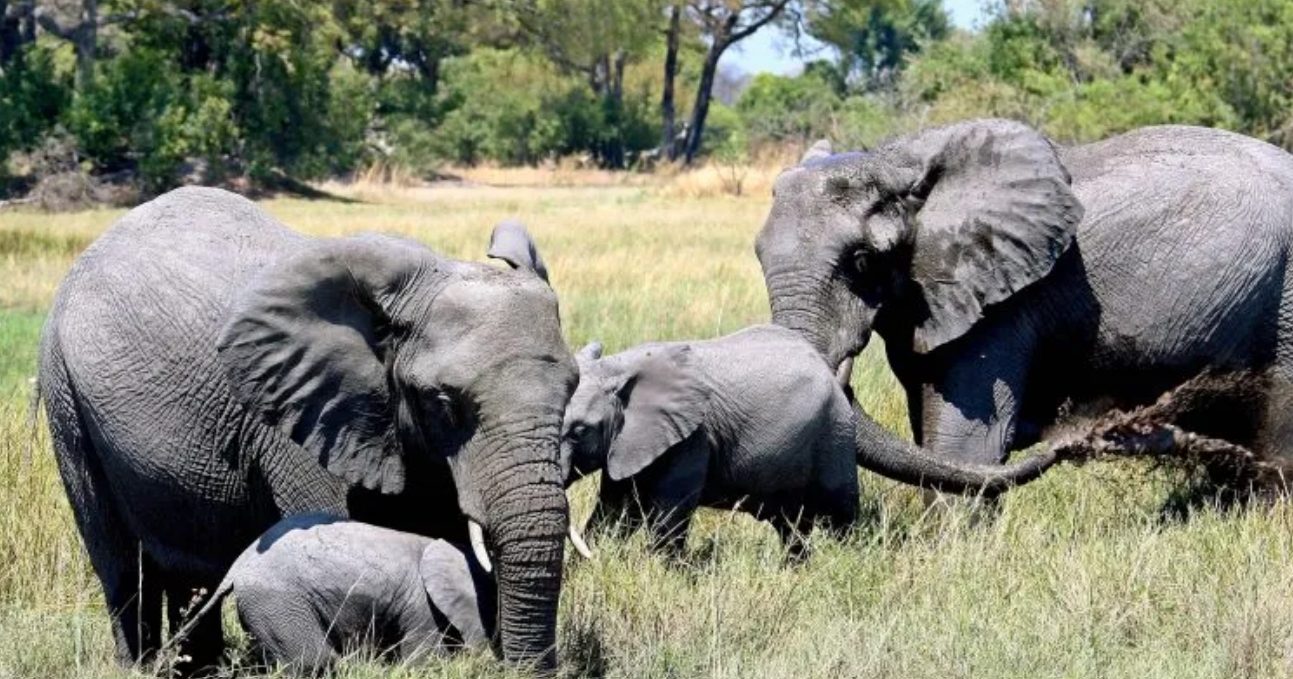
[682,42,725,165]
[661,4,680,159]
[1,0,37,66]
[74,0,96,90]
[33,0,98,90]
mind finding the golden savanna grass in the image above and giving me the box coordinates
[4,170,1293,678]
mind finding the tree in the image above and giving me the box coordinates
[807,0,949,90]
[333,0,473,97]
[32,0,110,90]
[681,0,794,165]
[660,3,681,158]
[502,0,662,166]
[1,1,37,68]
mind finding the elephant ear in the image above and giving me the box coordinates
[577,341,604,362]
[216,235,440,494]
[421,539,496,646]
[800,139,834,164]
[605,346,708,481]
[890,119,1084,354]
[487,219,549,283]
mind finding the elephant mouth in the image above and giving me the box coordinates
[831,329,871,373]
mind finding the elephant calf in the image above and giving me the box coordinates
[172,513,495,675]
[561,324,861,554]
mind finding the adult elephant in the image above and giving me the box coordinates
[758,119,1293,469]
[39,188,576,672]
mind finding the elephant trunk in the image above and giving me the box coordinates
[491,476,565,671]
[477,443,567,672]
[851,400,1055,496]
[764,266,868,370]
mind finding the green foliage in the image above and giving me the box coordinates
[0,44,70,170]
[895,0,1277,144]
[431,49,657,166]
[809,0,951,89]
[10,0,1293,188]
[736,71,842,144]
[65,47,178,173]
[735,69,899,151]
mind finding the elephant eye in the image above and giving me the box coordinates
[851,248,867,274]
[848,246,891,296]
[568,423,590,440]
[431,389,468,429]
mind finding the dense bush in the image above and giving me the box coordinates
[5,0,1293,195]
[429,50,657,167]
[0,45,70,173]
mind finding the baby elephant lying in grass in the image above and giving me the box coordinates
[171,513,495,675]
[561,324,861,556]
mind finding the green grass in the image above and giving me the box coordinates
[3,185,1293,678]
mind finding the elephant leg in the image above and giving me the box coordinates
[166,579,226,676]
[817,492,860,542]
[45,381,164,665]
[236,592,336,677]
[587,477,644,540]
[771,510,814,563]
[646,498,698,557]
[632,435,709,555]
[907,325,1034,519]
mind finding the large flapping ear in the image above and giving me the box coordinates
[421,539,496,646]
[487,219,549,282]
[884,119,1083,353]
[800,139,834,164]
[605,345,708,481]
[216,235,443,494]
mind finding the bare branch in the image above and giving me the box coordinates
[728,0,791,43]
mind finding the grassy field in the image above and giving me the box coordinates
[4,179,1293,679]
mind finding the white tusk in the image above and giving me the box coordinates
[568,523,594,560]
[468,520,492,573]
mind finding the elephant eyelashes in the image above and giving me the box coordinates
[432,389,471,429]
[848,248,884,288]
[566,423,596,447]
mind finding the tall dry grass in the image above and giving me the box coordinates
[2,177,1292,678]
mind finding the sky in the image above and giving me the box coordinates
[727,0,987,76]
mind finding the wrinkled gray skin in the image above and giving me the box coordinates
[171,513,496,676]
[758,120,1293,469]
[560,323,1052,553]
[39,188,575,672]
[560,326,859,554]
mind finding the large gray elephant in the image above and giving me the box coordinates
[757,119,1293,469]
[561,325,1054,554]
[39,189,576,672]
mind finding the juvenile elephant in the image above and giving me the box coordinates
[560,324,1053,553]
[39,189,575,671]
[171,513,495,675]
[758,120,1293,470]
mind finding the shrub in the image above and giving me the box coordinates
[0,45,71,177]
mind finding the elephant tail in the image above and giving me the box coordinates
[161,561,242,659]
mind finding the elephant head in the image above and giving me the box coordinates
[215,222,574,669]
[756,119,1084,367]
[559,341,708,485]
[755,120,1077,491]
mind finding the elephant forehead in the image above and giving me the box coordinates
[432,277,563,339]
